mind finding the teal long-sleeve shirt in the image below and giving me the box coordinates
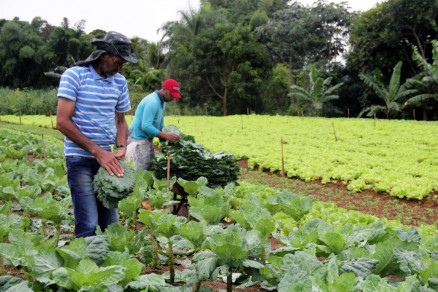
[129,91,166,140]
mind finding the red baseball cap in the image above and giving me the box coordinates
[163,79,181,98]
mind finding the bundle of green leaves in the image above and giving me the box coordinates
[93,161,135,209]
[151,126,240,188]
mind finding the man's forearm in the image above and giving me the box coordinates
[115,113,129,146]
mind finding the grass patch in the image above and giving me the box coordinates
[0,122,64,140]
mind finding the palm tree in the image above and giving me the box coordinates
[359,61,416,119]
[404,40,438,120]
[289,64,343,117]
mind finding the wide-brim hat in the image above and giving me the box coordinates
[76,31,138,66]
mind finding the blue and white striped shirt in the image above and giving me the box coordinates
[57,65,131,157]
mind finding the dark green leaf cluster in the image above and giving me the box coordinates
[151,126,239,188]
[92,161,135,209]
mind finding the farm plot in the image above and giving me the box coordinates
[164,115,438,200]
[2,115,438,199]
[1,129,438,291]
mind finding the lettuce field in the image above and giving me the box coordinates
[0,115,438,291]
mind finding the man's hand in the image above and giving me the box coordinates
[165,133,180,142]
[115,147,126,160]
[95,148,124,176]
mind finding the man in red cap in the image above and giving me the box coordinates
[128,79,181,170]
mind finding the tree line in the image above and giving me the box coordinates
[1,0,438,120]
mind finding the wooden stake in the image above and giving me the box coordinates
[373,113,377,127]
[281,138,286,177]
[167,155,171,191]
[19,111,22,125]
[241,115,243,130]
[205,106,208,116]
[42,134,47,159]
[332,122,338,141]
[347,108,350,118]
[413,109,416,120]
[247,107,249,115]
[178,111,180,124]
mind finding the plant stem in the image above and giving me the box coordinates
[151,233,159,268]
[0,257,5,275]
[227,273,232,292]
[168,240,174,283]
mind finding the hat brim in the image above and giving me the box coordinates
[171,92,181,98]
[120,54,138,64]
[91,39,138,64]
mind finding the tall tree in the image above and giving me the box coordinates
[348,0,438,78]
[256,1,352,82]
[176,23,271,115]
[0,18,52,87]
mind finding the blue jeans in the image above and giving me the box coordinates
[66,156,118,237]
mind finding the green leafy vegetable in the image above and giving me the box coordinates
[151,125,239,188]
[92,161,135,209]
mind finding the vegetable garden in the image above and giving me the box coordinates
[1,115,438,291]
[3,114,437,199]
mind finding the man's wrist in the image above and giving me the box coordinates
[116,144,126,148]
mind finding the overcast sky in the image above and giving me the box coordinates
[0,0,381,42]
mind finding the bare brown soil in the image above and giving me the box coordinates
[237,159,438,228]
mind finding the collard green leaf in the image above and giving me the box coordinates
[341,258,379,279]
[278,264,312,292]
[125,273,178,291]
[57,237,87,269]
[103,251,143,285]
[360,274,395,292]
[321,232,346,254]
[395,227,421,243]
[93,161,135,209]
[66,258,118,288]
[206,225,247,268]
[85,235,110,265]
[326,272,357,292]
[394,248,420,275]
[31,249,62,284]
[151,126,239,188]
[0,276,29,291]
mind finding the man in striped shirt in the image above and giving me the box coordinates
[56,31,137,237]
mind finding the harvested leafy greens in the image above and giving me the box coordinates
[151,125,239,188]
[93,160,135,209]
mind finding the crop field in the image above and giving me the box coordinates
[167,116,438,200]
[2,114,437,200]
[1,127,438,291]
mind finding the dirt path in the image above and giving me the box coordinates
[237,159,438,228]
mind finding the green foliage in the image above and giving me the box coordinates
[151,126,239,188]
[164,12,272,115]
[348,0,438,79]
[92,161,135,209]
[359,61,416,118]
[188,186,231,225]
[404,40,438,117]
[256,1,352,76]
[290,64,343,117]
[229,203,275,238]
[2,112,438,291]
